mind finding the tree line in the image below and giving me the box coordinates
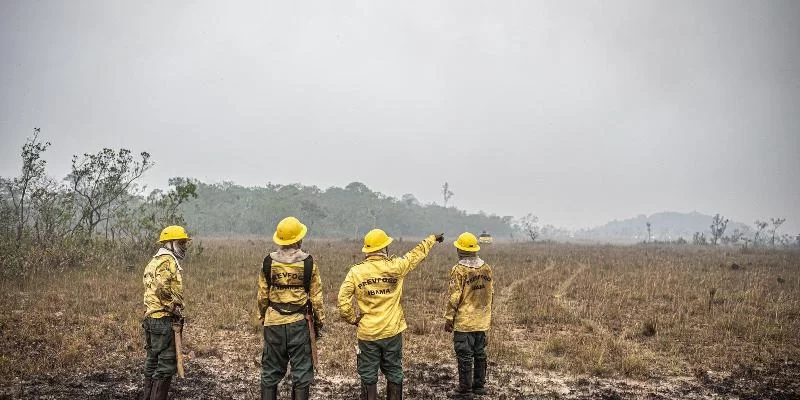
[689,214,793,248]
[3,130,795,279]
[0,130,519,276]
[179,180,516,240]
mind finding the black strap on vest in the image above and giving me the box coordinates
[262,255,313,315]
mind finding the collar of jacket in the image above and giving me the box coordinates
[365,252,388,261]
[154,247,182,271]
[458,256,485,269]
[270,248,309,264]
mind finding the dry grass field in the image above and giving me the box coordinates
[1,239,799,399]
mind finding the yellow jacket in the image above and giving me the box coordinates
[143,248,184,319]
[338,235,437,341]
[258,248,325,326]
[444,257,494,332]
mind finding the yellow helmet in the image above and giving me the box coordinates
[273,216,308,245]
[158,225,191,243]
[454,232,480,252]
[362,229,393,253]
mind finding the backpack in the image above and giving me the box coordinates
[262,255,314,316]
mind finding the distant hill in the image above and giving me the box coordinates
[576,211,752,242]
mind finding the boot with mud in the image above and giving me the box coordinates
[451,359,473,398]
[142,378,154,400]
[360,382,377,400]
[150,377,171,400]
[292,385,310,400]
[386,381,403,400]
[472,359,487,395]
[261,386,278,400]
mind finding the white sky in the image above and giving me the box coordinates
[1,1,799,232]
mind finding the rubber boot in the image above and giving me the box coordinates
[360,382,377,400]
[386,381,403,400]
[472,358,487,395]
[142,378,153,400]
[452,359,472,398]
[261,386,278,400]
[150,376,171,400]
[292,385,310,400]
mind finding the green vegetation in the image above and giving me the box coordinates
[0,130,196,277]
[180,180,515,239]
[1,131,514,278]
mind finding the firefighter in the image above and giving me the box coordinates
[338,229,444,400]
[258,216,325,400]
[142,225,191,400]
[444,232,494,397]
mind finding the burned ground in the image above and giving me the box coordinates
[1,360,799,399]
[1,241,799,399]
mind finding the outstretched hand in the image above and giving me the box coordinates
[434,233,445,243]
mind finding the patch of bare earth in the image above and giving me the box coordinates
[1,355,798,399]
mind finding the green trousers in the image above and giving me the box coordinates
[453,331,487,364]
[357,333,403,385]
[262,319,313,389]
[143,317,177,379]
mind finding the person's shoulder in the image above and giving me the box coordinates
[151,255,176,271]
[152,253,173,263]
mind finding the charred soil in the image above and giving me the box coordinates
[1,361,798,399]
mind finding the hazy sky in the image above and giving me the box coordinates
[1,1,799,232]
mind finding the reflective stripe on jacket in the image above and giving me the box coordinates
[444,260,493,332]
[258,249,325,326]
[143,250,183,319]
[338,235,437,341]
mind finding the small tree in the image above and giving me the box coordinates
[723,228,744,246]
[7,129,51,242]
[112,177,197,257]
[777,233,793,247]
[441,182,454,208]
[709,213,729,245]
[68,148,152,237]
[29,176,74,244]
[692,232,707,245]
[518,213,541,242]
[753,220,768,246]
[646,221,652,243]
[769,217,786,248]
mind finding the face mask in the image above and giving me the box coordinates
[170,240,188,259]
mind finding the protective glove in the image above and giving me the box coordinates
[434,233,445,243]
[444,320,453,333]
